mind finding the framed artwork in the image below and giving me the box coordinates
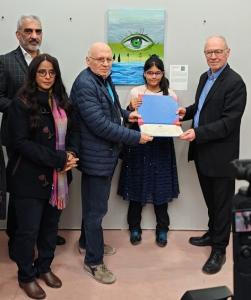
[107,9,166,85]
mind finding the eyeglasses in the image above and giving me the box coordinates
[204,49,227,57]
[145,71,163,77]
[37,69,56,78]
[22,28,42,35]
[89,56,113,64]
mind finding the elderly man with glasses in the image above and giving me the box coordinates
[178,35,246,274]
[70,42,152,284]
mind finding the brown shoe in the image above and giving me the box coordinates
[39,271,62,288]
[19,280,46,299]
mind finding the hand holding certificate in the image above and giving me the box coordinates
[138,95,183,137]
[128,110,153,143]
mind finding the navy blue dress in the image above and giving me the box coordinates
[118,123,179,205]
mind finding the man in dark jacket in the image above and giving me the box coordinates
[0,15,42,146]
[0,15,65,253]
[179,35,246,274]
[70,42,152,284]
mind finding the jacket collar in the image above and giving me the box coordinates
[14,46,28,73]
[87,68,118,104]
[86,68,122,118]
[197,64,230,104]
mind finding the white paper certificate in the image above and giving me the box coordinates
[140,124,183,137]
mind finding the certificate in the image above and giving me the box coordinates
[138,95,183,137]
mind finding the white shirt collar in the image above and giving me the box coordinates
[20,46,40,66]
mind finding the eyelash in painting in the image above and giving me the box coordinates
[121,33,154,51]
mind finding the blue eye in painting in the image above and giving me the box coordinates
[121,33,154,51]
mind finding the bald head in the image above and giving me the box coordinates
[88,42,112,57]
[86,42,113,78]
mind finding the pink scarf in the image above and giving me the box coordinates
[49,97,69,210]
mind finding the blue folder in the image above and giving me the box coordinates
[138,95,179,124]
[137,95,183,137]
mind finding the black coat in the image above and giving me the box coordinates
[6,91,68,199]
[0,46,28,145]
[184,64,247,177]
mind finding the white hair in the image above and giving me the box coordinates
[205,35,229,49]
[17,15,42,31]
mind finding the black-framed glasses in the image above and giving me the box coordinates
[204,49,227,57]
[89,56,113,64]
[37,69,56,78]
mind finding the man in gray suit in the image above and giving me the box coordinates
[0,15,65,253]
[0,15,42,146]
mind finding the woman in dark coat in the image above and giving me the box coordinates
[6,54,78,299]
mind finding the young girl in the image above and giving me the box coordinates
[118,55,179,247]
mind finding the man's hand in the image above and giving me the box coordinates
[139,133,153,144]
[177,107,186,120]
[128,110,142,123]
[179,129,196,141]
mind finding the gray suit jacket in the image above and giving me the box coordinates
[0,46,28,145]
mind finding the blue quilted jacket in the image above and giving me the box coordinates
[70,68,140,176]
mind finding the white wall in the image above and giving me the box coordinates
[0,0,250,230]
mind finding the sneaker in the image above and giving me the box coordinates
[130,229,142,245]
[78,244,116,256]
[156,231,167,247]
[84,263,116,284]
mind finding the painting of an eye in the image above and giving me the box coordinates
[107,9,165,85]
[121,33,154,51]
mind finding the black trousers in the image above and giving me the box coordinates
[12,195,61,282]
[196,166,235,252]
[127,201,170,233]
[6,194,16,239]
[6,148,17,251]
[6,194,17,260]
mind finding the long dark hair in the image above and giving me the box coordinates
[143,54,169,95]
[18,53,70,128]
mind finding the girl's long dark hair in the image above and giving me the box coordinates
[143,54,169,95]
[18,53,70,128]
